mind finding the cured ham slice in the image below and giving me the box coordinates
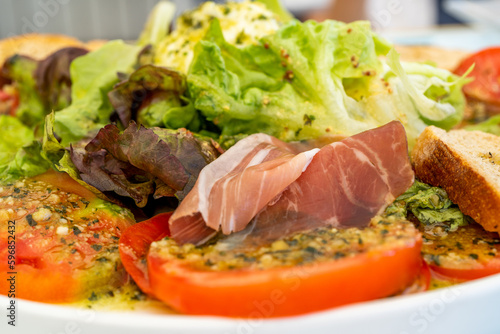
[170,121,414,246]
[228,121,415,247]
[169,133,320,245]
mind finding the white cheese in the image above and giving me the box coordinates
[154,0,281,73]
[56,226,69,236]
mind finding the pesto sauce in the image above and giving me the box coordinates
[150,215,419,272]
[69,281,176,313]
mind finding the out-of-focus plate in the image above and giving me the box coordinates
[381,25,500,52]
[2,273,500,334]
[444,0,500,30]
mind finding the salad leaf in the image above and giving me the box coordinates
[255,0,293,23]
[2,56,46,127]
[108,65,201,131]
[385,50,469,131]
[153,0,281,74]
[69,122,221,207]
[187,19,467,149]
[137,1,176,48]
[53,40,142,146]
[464,114,500,136]
[2,48,88,129]
[42,112,118,203]
[0,115,50,182]
[385,180,467,232]
[35,47,89,112]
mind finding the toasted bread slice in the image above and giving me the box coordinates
[412,126,500,233]
[0,34,107,66]
[395,45,469,71]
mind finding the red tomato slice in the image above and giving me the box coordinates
[120,214,424,318]
[0,170,135,303]
[429,258,500,281]
[0,88,19,115]
[454,47,500,107]
[119,212,172,295]
[421,223,500,281]
[402,261,431,294]
[0,90,11,101]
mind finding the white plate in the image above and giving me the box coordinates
[2,273,500,334]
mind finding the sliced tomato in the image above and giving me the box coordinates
[0,90,11,101]
[119,212,172,295]
[32,169,97,200]
[121,215,423,318]
[421,222,500,281]
[430,260,500,281]
[454,47,500,108]
[402,261,431,294]
[0,170,135,303]
[0,88,19,115]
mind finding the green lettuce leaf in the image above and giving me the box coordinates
[385,50,469,129]
[2,56,46,127]
[137,1,176,48]
[255,0,293,23]
[42,112,120,203]
[464,114,500,136]
[2,49,89,129]
[107,65,201,131]
[385,180,468,232]
[54,40,142,146]
[34,47,89,112]
[0,115,50,182]
[187,19,466,149]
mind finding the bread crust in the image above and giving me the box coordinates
[0,34,107,66]
[395,45,469,71]
[412,127,500,234]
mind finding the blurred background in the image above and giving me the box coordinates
[0,0,498,50]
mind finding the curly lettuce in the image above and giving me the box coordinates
[385,180,468,232]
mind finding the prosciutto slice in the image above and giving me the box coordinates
[170,121,414,246]
[169,133,320,245]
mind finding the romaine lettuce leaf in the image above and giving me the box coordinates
[54,40,142,146]
[0,115,50,182]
